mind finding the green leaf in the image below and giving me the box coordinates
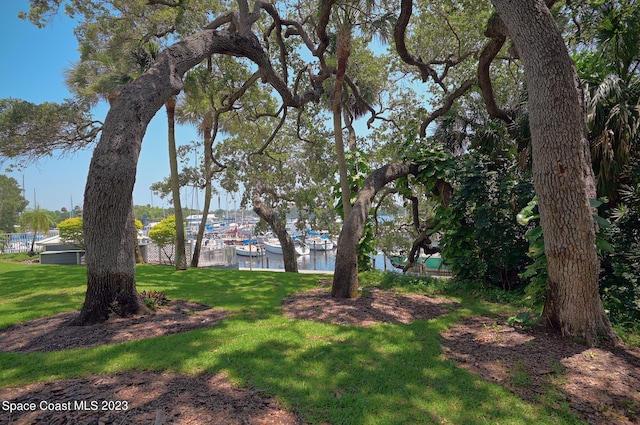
[596,238,614,254]
[589,198,604,208]
[593,214,611,229]
[525,226,543,241]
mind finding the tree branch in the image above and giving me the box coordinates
[420,78,475,137]
[393,0,444,89]
[344,75,378,128]
[477,13,513,124]
[147,0,182,6]
[248,105,288,165]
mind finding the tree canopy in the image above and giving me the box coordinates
[0,175,28,232]
[7,0,638,344]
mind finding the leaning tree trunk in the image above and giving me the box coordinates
[76,30,276,325]
[251,190,298,272]
[332,162,419,298]
[72,201,150,325]
[490,0,616,345]
[166,96,187,270]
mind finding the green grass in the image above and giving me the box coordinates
[0,261,585,424]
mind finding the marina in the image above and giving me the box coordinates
[195,243,394,273]
[3,214,448,275]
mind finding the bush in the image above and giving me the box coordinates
[440,154,535,290]
[58,217,84,248]
[600,182,640,328]
[148,215,179,264]
[0,252,37,262]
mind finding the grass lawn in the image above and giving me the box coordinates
[0,261,584,424]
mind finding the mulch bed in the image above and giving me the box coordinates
[0,300,228,353]
[441,316,640,425]
[1,286,639,424]
[281,286,458,326]
[0,371,301,425]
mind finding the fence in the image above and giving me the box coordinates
[1,233,238,268]
[140,242,237,268]
[1,230,59,254]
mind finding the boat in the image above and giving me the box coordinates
[263,238,310,256]
[263,238,282,254]
[389,255,408,269]
[307,236,335,251]
[417,253,451,271]
[220,227,246,245]
[235,244,264,257]
[296,244,311,256]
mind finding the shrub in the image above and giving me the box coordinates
[58,217,84,248]
[440,154,535,290]
[600,182,640,328]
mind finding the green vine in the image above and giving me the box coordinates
[516,197,613,309]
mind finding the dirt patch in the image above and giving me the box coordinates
[282,286,458,326]
[441,316,640,425]
[0,371,301,425]
[0,300,228,353]
[1,289,639,424]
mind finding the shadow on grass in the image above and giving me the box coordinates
[0,369,301,424]
[0,263,583,424]
[0,264,87,329]
[135,265,321,317]
[0,314,583,425]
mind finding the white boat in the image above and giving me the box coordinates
[263,238,282,254]
[307,236,335,251]
[264,238,310,256]
[235,244,264,257]
[296,244,311,256]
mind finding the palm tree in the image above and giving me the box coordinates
[177,57,262,267]
[326,0,393,222]
[178,66,225,268]
[21,207,54,255]
[165,95,188,270]
[582,2,640,202]
[587,75,640,202]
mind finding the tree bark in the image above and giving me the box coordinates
[490,0,616,345]
[73,201,150,325]
[332,162,419,298]
[166,96,187,270]
[78,29,290,324]
[251,189,298,273]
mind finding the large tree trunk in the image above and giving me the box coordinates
[490,0,616,345]
[77,30,277,325]
[166,96,187,270]
[73,196,150,325]
[332,162,419,298]
[251,189,298,273]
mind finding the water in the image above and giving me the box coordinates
[201,246,394,272]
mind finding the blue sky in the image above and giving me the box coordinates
[0,1,214,212]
